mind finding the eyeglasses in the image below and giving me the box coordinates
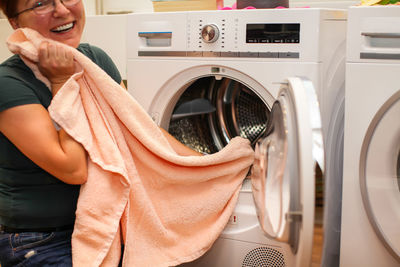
[12,0,81,18]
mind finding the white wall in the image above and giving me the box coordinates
[83,0,97,15]
[82,15,127,79]
[0,19,13,62]
[103,0,153,14]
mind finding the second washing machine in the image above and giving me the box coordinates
[341,6,400,267]
[127,8,346,266]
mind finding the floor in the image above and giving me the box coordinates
[312,205,324,266]
[312,224,324,266]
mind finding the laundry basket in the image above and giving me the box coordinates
[152,0,223,12]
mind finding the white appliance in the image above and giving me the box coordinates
[127,8,346,266]
[341,6,400,267]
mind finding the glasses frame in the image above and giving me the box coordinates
[12,0,80,18]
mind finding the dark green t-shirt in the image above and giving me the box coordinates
[0,43,122,229]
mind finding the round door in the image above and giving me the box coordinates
[168,75,271,154]
[360,90,400,261]
[251,77,324,263]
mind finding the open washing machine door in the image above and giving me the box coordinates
[251,77,324,264]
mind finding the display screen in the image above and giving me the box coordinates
[246,23,300,44]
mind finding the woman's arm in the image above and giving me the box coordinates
[0,104,87,184]
[0,41,87,185]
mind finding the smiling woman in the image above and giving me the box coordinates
[7,0,86,47]
[0,0,123,266]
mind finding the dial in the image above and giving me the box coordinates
[201,24,220,43]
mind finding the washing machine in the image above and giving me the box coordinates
[340,6,400,267]
[127,8,346,266]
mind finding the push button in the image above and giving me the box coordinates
[259,52,279,58]
[278,52,300,58]
[187,51,203,57]
[203,51,220,57]
[239,52,259,58]
[220,52,239,57]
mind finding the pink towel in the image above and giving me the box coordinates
[7,28,255,267]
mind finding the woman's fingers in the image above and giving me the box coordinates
[48,43,57,60]
[38,41,75,87]
[65,49,73,62]
[38,41,49,62]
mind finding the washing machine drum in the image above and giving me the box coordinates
[168,77,270,154]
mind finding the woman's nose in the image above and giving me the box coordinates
[53,0,71,17]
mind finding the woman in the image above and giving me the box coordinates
[0,0,202,265]
[0,0,124,265]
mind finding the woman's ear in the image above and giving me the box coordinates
[9,18,19,30]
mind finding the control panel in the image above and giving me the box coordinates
[128,9,347,61]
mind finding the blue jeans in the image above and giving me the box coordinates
[0,229,73,267]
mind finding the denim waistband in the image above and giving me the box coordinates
[0,224,74,233]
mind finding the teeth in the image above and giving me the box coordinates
[52,22,73,32]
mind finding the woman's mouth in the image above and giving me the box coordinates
[51,22,75,33]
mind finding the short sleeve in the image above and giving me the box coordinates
[0,75,40,113]
[78,44,122,85]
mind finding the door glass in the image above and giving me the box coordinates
[251,77,324,261]
[252,101,288,239]
[168,76,270,154]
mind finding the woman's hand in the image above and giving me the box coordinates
[38,41,75,95]
[0,42,87,185]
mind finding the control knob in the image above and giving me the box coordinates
[201,24,220,43]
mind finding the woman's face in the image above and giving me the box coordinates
[10,0,85,48]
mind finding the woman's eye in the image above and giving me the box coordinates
[33,0,50,8]
[33,1,43,7]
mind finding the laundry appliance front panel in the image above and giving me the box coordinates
[127,8,347,267]
[341,6,400,267]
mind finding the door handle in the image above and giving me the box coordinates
[361,32,400,38]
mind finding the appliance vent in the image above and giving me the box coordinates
[242,247,286,267]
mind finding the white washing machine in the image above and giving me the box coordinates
[127,8,346,267]
[341,6,400,267]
